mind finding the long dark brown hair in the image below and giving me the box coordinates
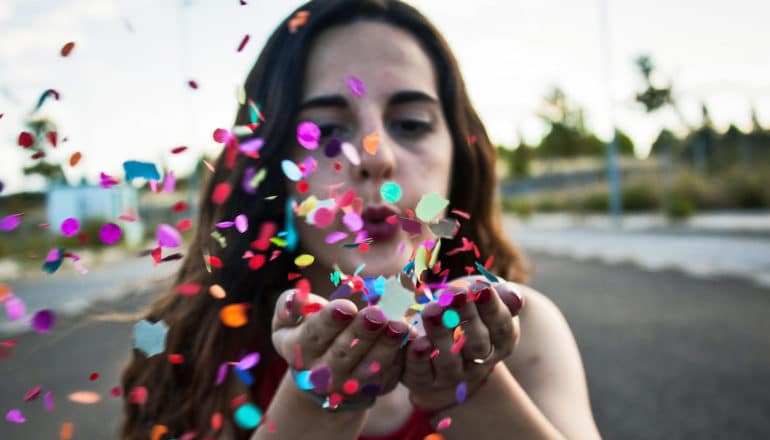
[120,1,529,438]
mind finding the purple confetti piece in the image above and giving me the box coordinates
[215,363,229,385]
[156,224,181,248]
[301,156,317,179]
[325,231,347,244]
[5,409,25,423]
[45,248,60,262]
[162,170,176,193]
[323,138,342,157]
[455,381,468,404]
[0,214,22,231]
[438,292,454,307]
[60,217,80,237]
[329,284,352,300]
[297,121,320,150]
[354,230,368,243]
[98,223,122,245]
[215,221,235,229]
[5,296,26,321]
[237,352,260,370]
[241,166,257,194]
[309,365,332,392]
[31,309,55,333]
[44,391,54,412]
[239,137,264,154]
[342,211,363,232]
[235,214,248,233]
[346,75,366,97]
[398,217,422,234]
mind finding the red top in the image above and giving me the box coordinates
[257,357,435,440]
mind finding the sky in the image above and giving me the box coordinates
[1,0,769,195]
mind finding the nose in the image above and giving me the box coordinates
[355,130,396,181]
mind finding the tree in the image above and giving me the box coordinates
[21,116,66,185]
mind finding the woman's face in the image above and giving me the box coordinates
[288,20,453,296]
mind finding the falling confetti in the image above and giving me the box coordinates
[60,41,76,57]
[18,131,35,148]
[379,277,415,321]
[156,224,182,248]
[363,132,379,155]
[237,34,250,52]
[234,403,262,429]
[98,223,122,244]
[415,193,449,222]
[1,213,22,231]
[60,218,80,237]
[68,391,101,404]
[133,320,168,357]
[442,309,460,328]
[220,304,249,327]
[346,75,366,97]
[297,121,321,150]
[5,409,25,423]
[380,182,402,203]
[123,161,160,181]
[31,310,55,333]
[69,152,82,167]
[281,160,303,181]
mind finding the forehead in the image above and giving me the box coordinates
[303,21,438,101]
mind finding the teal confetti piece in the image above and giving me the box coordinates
[123,160,160,181]
[234,403,262,429]
[442,309,460,329]
[380,182,402,203]
[285,197,298,252]
[353,263,366,276]
[474,261,499,283]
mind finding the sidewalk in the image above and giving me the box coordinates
[504,211,770,289]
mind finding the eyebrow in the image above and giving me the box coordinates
[299,90,438,111]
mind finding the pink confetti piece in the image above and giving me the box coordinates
[313,207,335,228]
[215,363,228,385]
[239,137,264,154]
[5,296,26,321]
[5,409,25,423]
[99,223,122,244]
[368,361,380,374]
[162,170,176,193]
[44,392,54,411]
[23,385,42,401]
[60,217,80,236]
[0,213,22,231]
[342,211,363,232]
[438,292,454,307]
[45,248,61,262]
[346,75,366,97]
[325,231,347,244]
[203,160,215,173]
[237,352,260,370]
[235,214,248,233]
[237,34,250,52]
[149,179,159,192]
[300,156,317,178]
[216,221,235,228]
[156,224,181,248]
[213,128,234,144]
[31,309,55,333]
[437,416,452,430]
[341,142,360,166]
[297,121,320,150]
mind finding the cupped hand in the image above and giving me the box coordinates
[401,277,524,411]
[271,289,411,406]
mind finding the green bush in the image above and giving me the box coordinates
[722,170,768,209]
[665,190,696,221]
[502,198,534,219]
[622,184,660,211]
[579,190,609,212]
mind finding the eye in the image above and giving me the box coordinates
[317,123,349,139]
[391,119,432,137]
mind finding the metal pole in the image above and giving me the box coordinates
[598,0,623,228]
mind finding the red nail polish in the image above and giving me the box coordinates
[284,292,295,311]
[476,288,492,305]
[450,292,467,309]
[502,291,523,315]
[385,322,406,340]
[413,339,431,357]
[363,310,385,331]
[332,307,354,322]
[423,306,444,326]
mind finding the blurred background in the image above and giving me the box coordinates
[1,0,769,438]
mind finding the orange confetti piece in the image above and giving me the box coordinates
[363,132,379,155]
[69,152,82,167]
[220,304,248,327]
[150,424,168,440]
[60,42,75,57]
[288,11,310,33]
[424,433,445,440]
[60,422,74,440]
[209,284,226,299]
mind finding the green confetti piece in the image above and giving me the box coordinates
[380,182,402,203]
[250,168,267,189]
[270,237,287,247]
[211,231,227,248]
[234,403,262,429]
[429,239,442,269]
[442,309,460,329]
[379,276,415,321]
[415,193,449,223]
[414,245,428,276]
[330,270,342,286]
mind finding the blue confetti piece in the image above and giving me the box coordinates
[123,160,160,181]
[284,197,298,252]
[133,319,168,357]
[329,283,352,300]
[234,366,254,386]
[474,261,499,283]
[295,370,313,390]
[456,381,468,403]
[41,247,65,274]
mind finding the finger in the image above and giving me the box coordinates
[319,307,387,382]
[402,336,434,388]
[272,289,327,330]
[474,283,518,360]
[495,281,525,316]
[295,299,359,361]
[446,286,491,361]
[351,320,411,397]
[421,301,463,384]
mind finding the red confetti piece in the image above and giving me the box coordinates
[128,386,147,404]
[231,394,248,409]
[368,361,381,373]
[23,385,42,401]
[296,181,309,193]
[89,372,100,381]
[60,41,75,57]
[176,218,192,231]
[69,152,82,167]
[358,242,370,252]
[207,256,223,269]
[342,379,359,394]
[175,283,201,296]
[237,34,250,52]
[467,134,477,145]
[212,182,232,204]
[30,151,45,160]
[248,254,265,270]
[18,131,34,148]
[451,209,470,220]
[109,386,122,397]
[150,247,162,264]
[294,279,311,302]
[168,354,184,364]
[172,201,188,212]
[171,146,188,154]
[287,272,302,281]
[46,131,57,147]
[300,302,322,315]
[211,412,223,431]
[187,80,198,89]
[333,161,343,171]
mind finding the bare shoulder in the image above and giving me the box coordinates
[504,283,602,439]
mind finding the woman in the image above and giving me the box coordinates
[121,1,601,439]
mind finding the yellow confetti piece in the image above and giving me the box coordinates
[60,422,74,440]
[220,304,248,327]
[294,254,315,268]
[151,425,168,440]
[363,132,379,155]
[236,85,246,105]
[209,284,226,299]
[297,196,318,217]
[429,239,442,269]
[415,245,428,275]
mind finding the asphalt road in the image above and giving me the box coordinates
[1,251,769,439]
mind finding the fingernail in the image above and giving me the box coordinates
[422,305,444,327]
[413,338,431,357]
[501,290,524,315]
[385,322,407,340]
[284,292,295,311]
[450,291,467,309]
[332,307,354,322]
[476,287,492,305]
[363,309,385,331]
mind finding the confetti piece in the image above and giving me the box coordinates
[31,309,55,333]
[233,214,249,233]
[424,434,445,440]
[46,131,58,146]
[324,138,342,157]
[215,363,229,385]
[123,161,160,181]
[1,213,22,231]
[18,131,34,148]
[203,159,215,172]
[415,193,449,223]
[209,284,226,299]
[442,309,460,328]
[379,277,415,321]
[23,385,42,401]
[313,207,335,228]
[309,365,332,392]
[368,361,381,373]
[429,218,459,238]
[59,217,79,237]
[156,224,182,248]
[346,75,366,97]
[128,386,147,404]
[380,182,402,203]
[69,152,82,167]
[44,392,54,411]
[5,409,25,423]
[171,146,188,154]
[342,379,359,394]
[163,170,175,193]
[150,425,167,440]
[341,142,360,165]
[110,386,122,397]
[234,403,262,429]
[68,391,101,404]
[98,223,122,244]
[34,89,60,111]
[60,422,74,440]
[4,296,25,321]
[168,354,184,364]
[187,79,198,89]
[363,132,379,155]
[474,261,499,283]
[455,382,468,403]
[343,211,363,232]
[281,160,303,181]
[238,352,260,370]
[295,370,313,390]
[325,231,347,243]
[237,34,250,52]
[297,121,320,150]
[294,254,315,267]
[89,372,99,381]
[212,182,232,204]
[133,320,168,357]
[288,10,310,33]
[437,417,452,430]
[220,304,248,327]
[60,41,75,57]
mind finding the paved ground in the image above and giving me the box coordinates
[1,251,769,439]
